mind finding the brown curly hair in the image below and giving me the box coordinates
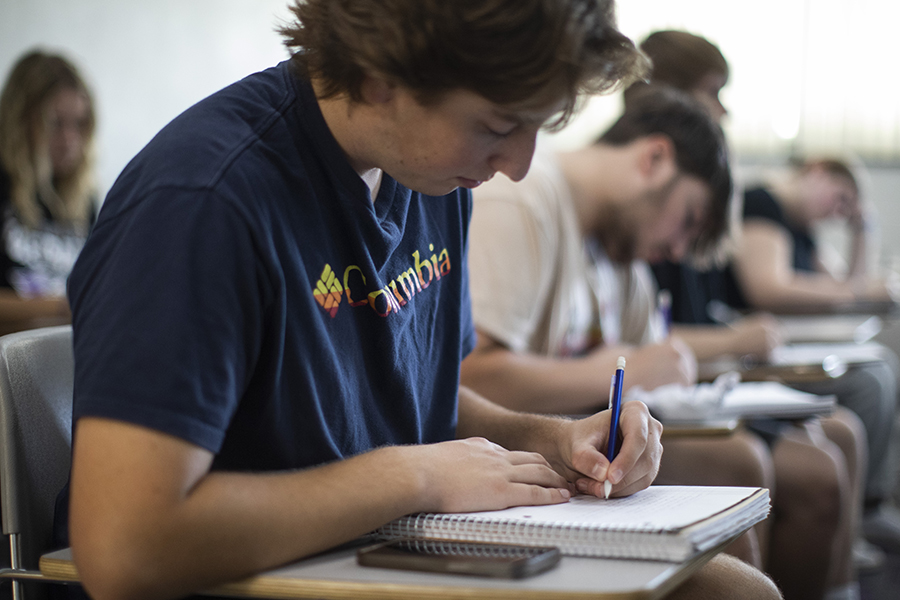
[279,0,647,129]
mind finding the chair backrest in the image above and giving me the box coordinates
[0,326,73,572]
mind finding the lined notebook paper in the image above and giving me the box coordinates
[377,486,769,562]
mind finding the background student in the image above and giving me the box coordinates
[0,50,96,335]
[56,2,780,600]
[639,29,900,580]
[731,157,896,311]
[461,87,850,600]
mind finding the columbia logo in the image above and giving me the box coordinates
[313,264,343,318]
[313,242,452,319]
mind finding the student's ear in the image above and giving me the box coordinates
[637,134,678,189]
[359,74,396,106]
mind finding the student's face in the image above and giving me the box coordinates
[633,174,711,264]
[376,87,563,196]
[803,169,858,222]
[690,72,728,125]
[45,87,91,179]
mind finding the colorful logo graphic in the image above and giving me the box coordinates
[313,243,452,319]
[313,264,343,318]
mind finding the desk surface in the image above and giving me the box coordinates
[40,541,724,600]
[777,314,884,344]
[698,359,844,384]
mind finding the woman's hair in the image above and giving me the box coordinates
[638,30,729,92]
[279,0,648,130]
[598,86,732,262]
[0,50,96,229]
[796,157,859,194]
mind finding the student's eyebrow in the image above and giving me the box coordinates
[491,109,544,127]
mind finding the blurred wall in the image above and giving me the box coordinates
[1,0,292,197]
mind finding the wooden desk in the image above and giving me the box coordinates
[698,358,846,384]
[660,419,739,437]
[39,541,729,600]
[767,299,899,317]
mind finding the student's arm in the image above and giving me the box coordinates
[457,385,663,499]
[732,221,892,310]
[69,418,571,600]
[671,313,783,363]
[459,328,696,414]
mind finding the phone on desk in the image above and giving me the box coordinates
[357,539,561,579]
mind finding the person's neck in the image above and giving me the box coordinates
[557,145,622,235]
[313,79,383,199]
[768,175,807,228]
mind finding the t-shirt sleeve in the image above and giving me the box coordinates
[68,188,270,453]
[742,188,785,226]
[468,182,556,353]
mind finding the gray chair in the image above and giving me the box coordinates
[0,326,75,599]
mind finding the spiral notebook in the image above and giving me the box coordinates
[376,486,769,562]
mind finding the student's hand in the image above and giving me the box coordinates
[729,313,783,360]
[627,338,698,389]
[554,402,663,499]
[412,437,574,513]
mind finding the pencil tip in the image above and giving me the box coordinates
[603,480,612,500]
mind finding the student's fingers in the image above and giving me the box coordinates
[569,402,661,492]
[607,402,662,486]
[418,438,573,513]
[567,439,611,482]
[507,462,571,490]
[574,471,655,499]
[506,483,572,506]
[505,449,554,468]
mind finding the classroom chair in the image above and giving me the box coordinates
[0,326,75,599]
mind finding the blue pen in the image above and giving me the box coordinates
[603,356,626,499]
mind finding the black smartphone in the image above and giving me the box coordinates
[357,539,561,579]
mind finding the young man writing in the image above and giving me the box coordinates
[460,87,858,599]
[56,2,779,600]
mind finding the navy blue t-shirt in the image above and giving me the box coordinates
[67,60,475,474]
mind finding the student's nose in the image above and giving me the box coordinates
[667,235,691,262]
[489,130,537,182]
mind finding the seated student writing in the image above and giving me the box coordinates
[637,30,900,575]
[56,2,780,600]
[461,87,857,600]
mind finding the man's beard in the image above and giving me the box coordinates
[594,203,638,264]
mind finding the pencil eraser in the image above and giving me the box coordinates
[616,356,626,370]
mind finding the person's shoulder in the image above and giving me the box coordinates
[101,62,311,216]
[742,187,784,223]
[147,61,300,178]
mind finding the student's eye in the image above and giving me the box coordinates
[484,123,517,138]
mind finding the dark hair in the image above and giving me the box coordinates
[279,0,647,129]
[598,86,732,259]
[795,157,859,194]
[639,30,728,91]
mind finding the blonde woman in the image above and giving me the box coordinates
[0,50,96,334]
